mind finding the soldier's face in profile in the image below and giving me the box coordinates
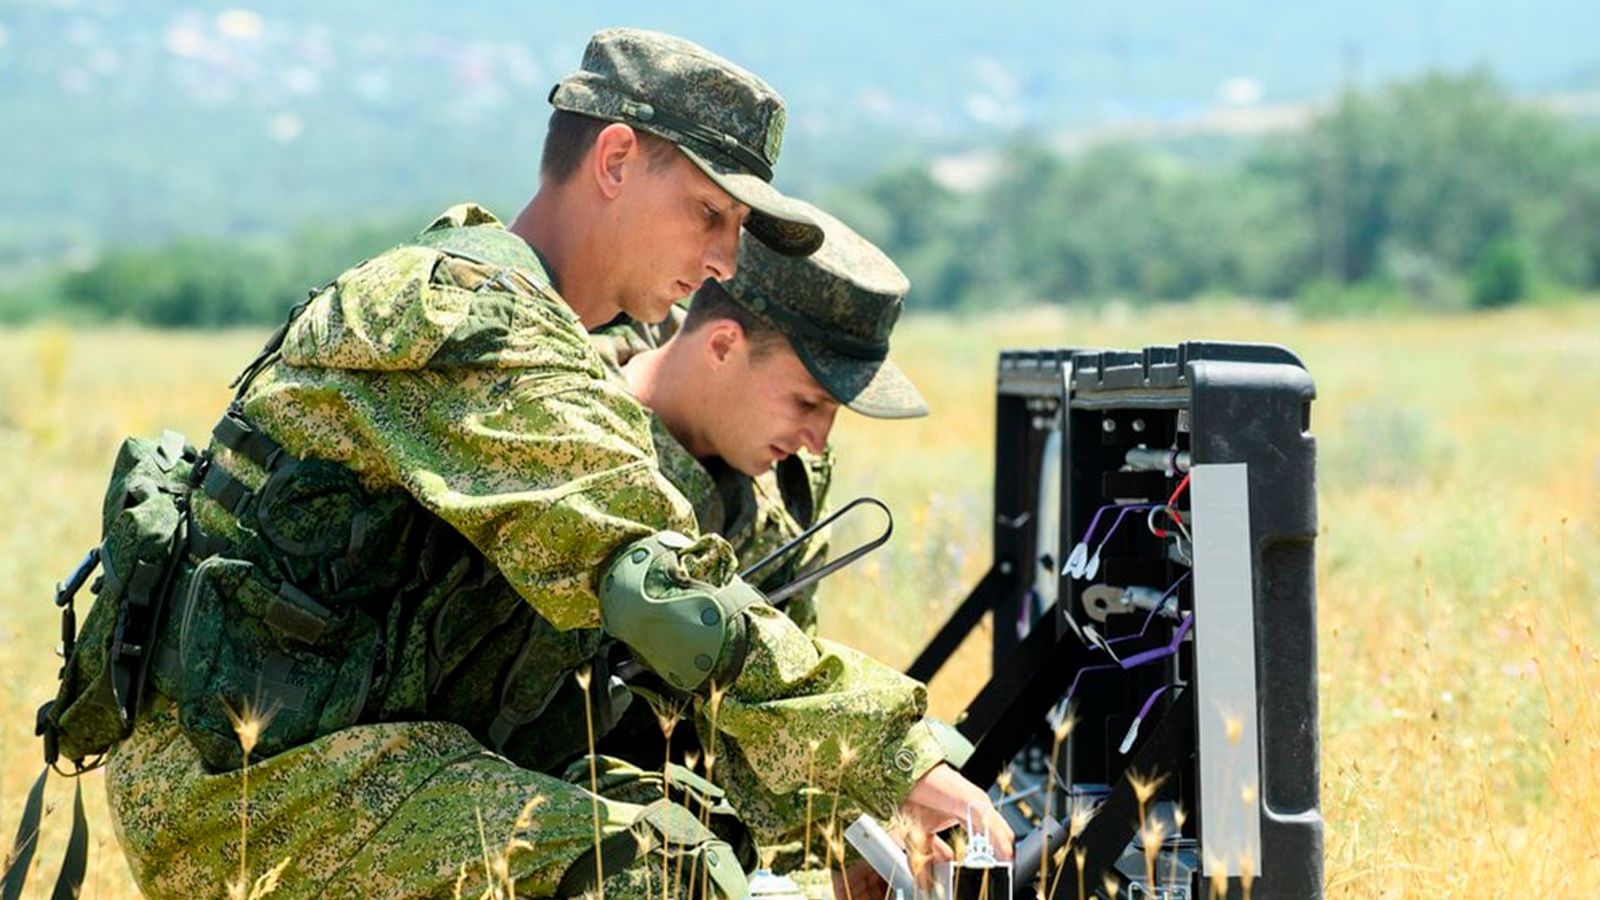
[611,145,748,325]
[698,327,839,476]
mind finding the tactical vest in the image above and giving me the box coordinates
[39,224,631,780]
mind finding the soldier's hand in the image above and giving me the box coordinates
[899,763,1015,861]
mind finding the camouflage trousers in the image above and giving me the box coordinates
[107,696,749,900]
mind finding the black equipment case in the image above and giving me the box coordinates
[909,342,1323,900]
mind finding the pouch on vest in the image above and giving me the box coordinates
[164,393,423,772]
[174,554,383,771]
[39,430,196,771]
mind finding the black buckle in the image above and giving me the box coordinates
[54,547,101,611]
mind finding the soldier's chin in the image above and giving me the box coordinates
[620,293,677,325]
[731,451,775,479]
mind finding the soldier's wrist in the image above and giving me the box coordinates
[864,719,946,817]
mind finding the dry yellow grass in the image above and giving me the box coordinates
[1,301,1597,897]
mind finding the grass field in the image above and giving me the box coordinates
[2,302,1598,897]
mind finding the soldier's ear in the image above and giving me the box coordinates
[590,122,640,200]
[702,319,745,371]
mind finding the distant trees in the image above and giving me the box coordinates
[3,219,407,327]
[4,70,1597,326]
[837,71,1600,314]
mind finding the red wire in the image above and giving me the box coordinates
[1165,472,1192,526]
[1150,468,1193,539]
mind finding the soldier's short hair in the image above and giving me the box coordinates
[540,110,680,184]
[682,280,785,359]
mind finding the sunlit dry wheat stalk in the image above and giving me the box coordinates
[676,750,700,897]
[1045,798,1096,900]
[1140,816,1166,895]
[575,664,605,899]
[222,696,276,897]
[474,806,496,900]
[1168,806,1187,891]
[497,794,547,898]
[1042,709,1075,900]
[804,739,821,872]
[651,695,684,900]
[1206,854,1227,899]
[684,681,728,900]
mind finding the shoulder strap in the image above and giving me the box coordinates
[1,768,89,900]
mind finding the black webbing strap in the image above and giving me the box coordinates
[187,521,231,559]
[1,767,47,898]
[107,515,184,732]
[199,463,254,517]
[50,782,87,900]
[197,405,291,519]
[212,408,284,471]
[1,768,88,900]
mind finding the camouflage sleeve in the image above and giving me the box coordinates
[244,246,732,631]
[704,604,946,827]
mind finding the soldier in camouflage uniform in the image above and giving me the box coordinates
[593,204,930,850]
[592,200,930,636]
[594,304,838,636]
[98,28,1007,900]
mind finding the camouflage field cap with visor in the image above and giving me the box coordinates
[549,28,823,257]
[720,202,928,419]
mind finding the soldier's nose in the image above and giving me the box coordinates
[812,407,838,449]
[799,416,833,455]
[704,225,739,281]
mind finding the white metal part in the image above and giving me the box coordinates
[1124,445,1192,475]
[1189,463,1263,879]
[844,814,918,900]
[1033,424,1062,619]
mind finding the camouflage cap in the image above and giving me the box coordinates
[721,202,928,419]
[549,28,823,257]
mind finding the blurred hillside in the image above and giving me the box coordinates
[6,69,1599,325]
[3,0,1599,274]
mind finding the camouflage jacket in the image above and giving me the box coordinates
[590,314,834,633]
[193,204,941,826]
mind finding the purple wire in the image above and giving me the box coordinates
[1090,504,1156,556]
[1073,503,1157,561]
[1063,613,1194,703]
[1106,571,1192,646]
[1077,504,1117,549]
[1135,684,1171,722]
[1120,614,1193,667]
[1062,661,1122,706]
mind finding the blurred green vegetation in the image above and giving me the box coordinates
[829,72,1600,316]
[6,71,1599,326]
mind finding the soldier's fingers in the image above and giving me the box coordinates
[901,826,948,888]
